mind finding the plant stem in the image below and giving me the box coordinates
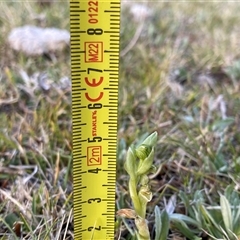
[129,178,144,218]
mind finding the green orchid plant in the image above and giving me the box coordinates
[117,131,158,240]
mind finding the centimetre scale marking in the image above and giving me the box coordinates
[70,0,120,239]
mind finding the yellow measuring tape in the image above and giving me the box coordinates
[70,0,120,239]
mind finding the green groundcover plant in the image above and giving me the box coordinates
[117,132,200,240]
[179,186,240,240]
[117,132,240,240]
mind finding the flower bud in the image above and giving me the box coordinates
[135,144,152,160]
[139,185,152,203]
[136,147,154,176]
[140,175,149,186]
[135,216,150,240]
[149,165,157,174]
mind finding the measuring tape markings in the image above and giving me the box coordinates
[70,0,120,239]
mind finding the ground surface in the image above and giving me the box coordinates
[0,1,240,239]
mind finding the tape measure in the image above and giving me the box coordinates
[70,0,120,239]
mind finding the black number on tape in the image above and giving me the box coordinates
[88,198,101,203]
[87,28,103,35]
[88,103,102,109]
[88,226,101,231]
[88,136,102,142]
[88,168,101,174]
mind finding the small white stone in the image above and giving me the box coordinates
[8,25,70,56]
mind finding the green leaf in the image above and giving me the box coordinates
[224,185,234,200]
[199,204,222,232]
[160,210,170,240]
[154,206,162,240]
[232,204,240,234]
[220,194,233,231]
[172,220,201,240]
[211,118,235,132]
[178,191,195,218]
[124,146,137,179]
[141,131,158,147]
[193,206,202,227]
[5,213,19,229]
[170,213,200,227]
[0,215,18,237]
[154,207,170,240]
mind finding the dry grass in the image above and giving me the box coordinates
[0,1,72,239]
